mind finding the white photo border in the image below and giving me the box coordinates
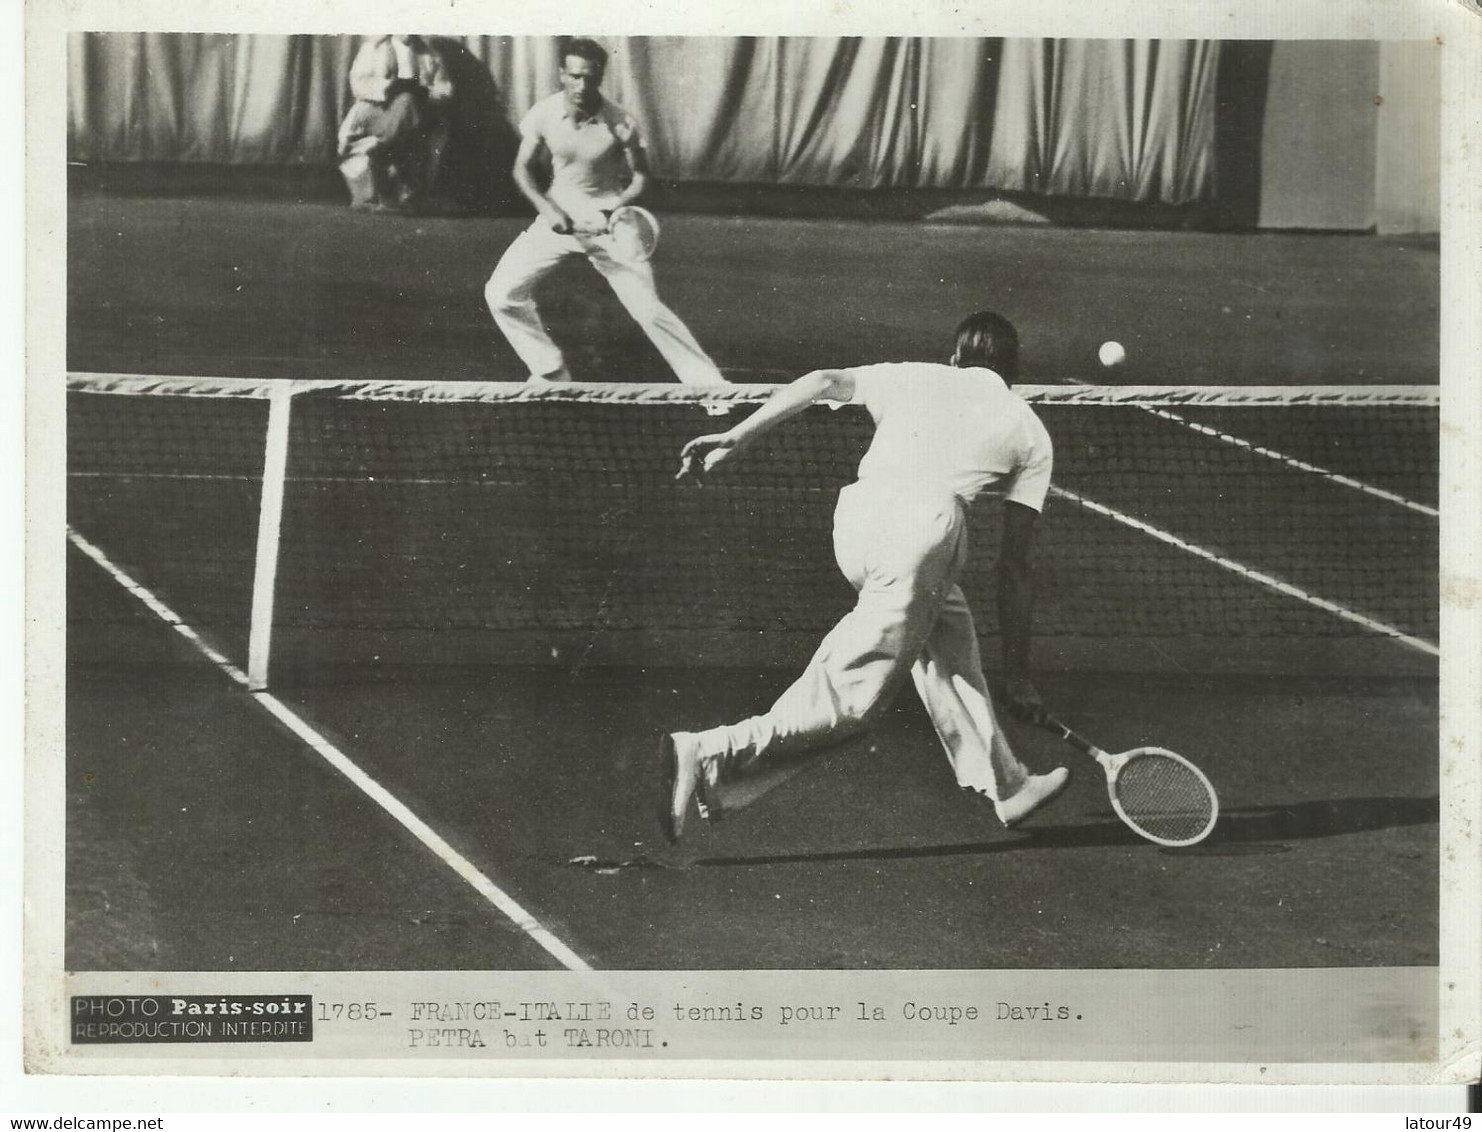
[19,0,1482,1099]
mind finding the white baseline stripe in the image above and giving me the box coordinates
[66,526,593,972]
[1051,487,1440,656]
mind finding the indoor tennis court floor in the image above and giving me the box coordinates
[62,192,1441,971]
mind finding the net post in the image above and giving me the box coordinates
[247,383,295,691]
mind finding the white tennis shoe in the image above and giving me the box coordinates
[990,766,1070,828]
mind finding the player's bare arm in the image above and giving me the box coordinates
[610,128,649,210]
[511,133,572,233]
[997,500,1044,722]
[677,369,856,482]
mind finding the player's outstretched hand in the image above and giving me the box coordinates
[677,434,738,484]
[1004,678,1046,725]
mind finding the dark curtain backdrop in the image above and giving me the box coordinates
[985,39,1221,203]
[67,34,1222,204]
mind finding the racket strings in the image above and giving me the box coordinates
[1113,755,1216,844]
[610,210,659,261]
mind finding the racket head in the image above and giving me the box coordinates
[1102,746,1219,847]
[606,205,661,262]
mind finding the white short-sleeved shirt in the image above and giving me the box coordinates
[841,362,1053,511]
[519,92,641,220]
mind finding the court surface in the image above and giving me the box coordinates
[63,193,1440,971]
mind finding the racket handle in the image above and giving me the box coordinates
[1037,713,1097,756]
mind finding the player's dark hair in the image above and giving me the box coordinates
[952,310,1019,380]
[561,37,609,69]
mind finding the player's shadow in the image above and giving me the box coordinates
[686,795,1440,867]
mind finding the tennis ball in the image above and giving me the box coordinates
[1098,341,1127,368]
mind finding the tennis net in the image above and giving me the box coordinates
[66,374,1440,683]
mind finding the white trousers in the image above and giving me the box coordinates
[692,484,1030,807]
[484,221,727,385]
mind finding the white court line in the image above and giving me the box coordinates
[67,525,594,972]
[1137,402,1438,517]
[68,526,252,680]
[1051,486,1440,656]
[1065,378,1438,516]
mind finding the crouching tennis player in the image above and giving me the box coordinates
[660,310,1069,842]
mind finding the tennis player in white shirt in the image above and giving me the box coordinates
[661,310,1068,842]
[484,37,728,387]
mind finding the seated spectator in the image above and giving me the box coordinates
[337,35,453,212]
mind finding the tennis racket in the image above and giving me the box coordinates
[577,205,661,264]
[1036,713,1219,847]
